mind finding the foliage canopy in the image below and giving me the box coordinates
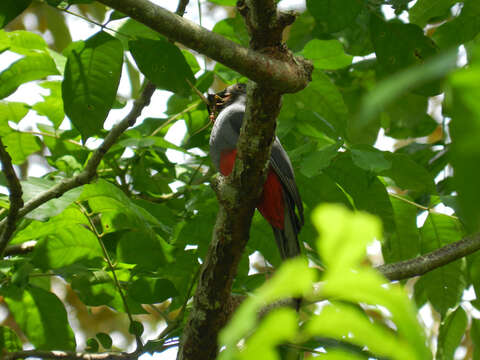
[1,0,480,359]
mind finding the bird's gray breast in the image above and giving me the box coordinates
[209,104,244,170]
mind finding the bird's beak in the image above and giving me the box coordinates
[207,92,232,122]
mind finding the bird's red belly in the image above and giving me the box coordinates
[219,149,284,229]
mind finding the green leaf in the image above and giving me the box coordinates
[339,60,379,145]
[19,177,83,221]
[208,0,236,5]
[305,303,417,360]
[129,37,195,96]
[471,318,480,359]
[323,269,430,358]
[117,231,168,269]
[300,142,340,178]
[115,135,188,153]
[177,205,216,257]
[0,0,32,28]
[383,93,438,139]
[307,0,364,33]
[258,258,316,303]
[390,0,411,14]
[219,258,315,353]
[27,207,104,270]
[308,349,365,360]
[38,125,86,163]
[129,321,144,336]
[286,11,316,52]
[0,101,29,134]
[383,195,421,264]
[409,0,457,28]
[11,262,33,288]
[433,0,480,49]
[355,49,457,134]
[417,213,465,316]
[0,29,48,54]
[237,308,298,360]
[351,145,392,173]
[33,81,65,128]
[1,132,41,164]
[339,6,375,56]
[128,277,178,304]
[313,204,381,271]
[115,19,160,48]
[3,285,76,350]
[0,326,22,352]
[156,249,199,309]
[281,69,349,139]
[183,109,210,139]
[326,154,396,233]
[86,338,99,352]
[0,52,59,99]
[381,153,436,194]
[62,31,123,140]
[182,50,200,75]
[214,62,244,84]
[449,60,480,230]
[71,269,124,309]
[79,179,163,236]
[370,16,440,96]
[310,203,430,358]
[213,15,249,47]
[96,332,113,349]
[297,172,353,210]
[301,39,353,70]
[436,306,467,360]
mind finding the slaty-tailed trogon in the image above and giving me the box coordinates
[208,83,303,259]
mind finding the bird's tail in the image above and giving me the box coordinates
[272,217,302,311]
[272,189,301,260]
[272,189,303,310]
[272,226,300,260]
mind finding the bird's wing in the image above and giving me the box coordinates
[270,139,304,228]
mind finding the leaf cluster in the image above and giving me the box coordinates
[0,0,480,359]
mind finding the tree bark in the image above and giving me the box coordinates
[96,0,312,93]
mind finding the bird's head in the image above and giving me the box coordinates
[207,83,247,121]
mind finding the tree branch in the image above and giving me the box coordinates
[3,350,137,360]
[0,82,156,250]
[177,2,296,359]
[4,240,36,256]
[0,138,24,257]
[95,0,312,93]
[377,232,480,281]
[175,0,189,16]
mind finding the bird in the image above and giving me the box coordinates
[208,83,304,260]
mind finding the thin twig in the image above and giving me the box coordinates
[0,138,24,257]
[389,192,430,211]
[156,266,201,341]
[59,7,133,39]
[185,78,209,105]
[196,0,207,69]
[4,240,36,256]
[0,82,156,243]
[96,0,312,93]
[151,100,201,136]
[3,350,136,360]
[25,130,84,147]
[389,192,459,220]
[77,202,143,350]
[175,0,190,16]
[377,232,480,280]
